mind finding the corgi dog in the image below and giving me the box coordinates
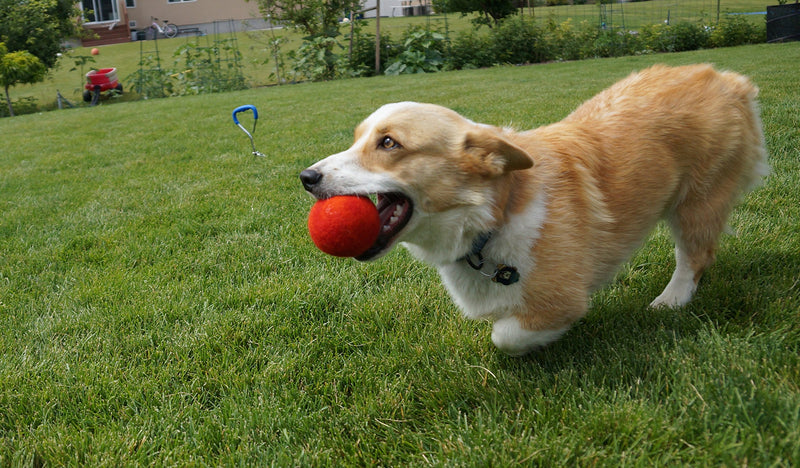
[300,64,768,356]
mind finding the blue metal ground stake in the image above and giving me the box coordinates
[232,105,265,157]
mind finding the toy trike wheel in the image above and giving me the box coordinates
[83,90,92,102]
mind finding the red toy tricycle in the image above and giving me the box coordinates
[83,68,123,105]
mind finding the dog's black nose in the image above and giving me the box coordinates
[300,169,322,192]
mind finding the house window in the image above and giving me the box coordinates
[81,0,119,23]
[126,0,136,7]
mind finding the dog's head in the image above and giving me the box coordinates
[300,102,533,262]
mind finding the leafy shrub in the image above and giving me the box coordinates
[709,14,765,47]
[0,96,38,117]
[288,36,345,81]
[491,15,552,65]
[125,53,174,99]
[172,40,247,94]
[543,19,585,61]
[571,27,643,59]
[345,31,398,77]
[640,23,672,52]
[670,21,712,51]
[125,38,247,98]
[542,19,635,61]
[385,28,447,75]
[449,30,494,69]
[640,22,710,52]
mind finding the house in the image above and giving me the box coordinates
[360,0,431,18]
[79,0,431,46]
[80,0,267,46]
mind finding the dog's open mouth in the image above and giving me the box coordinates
[356,192,413,261]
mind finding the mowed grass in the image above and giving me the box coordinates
[1,43,799,465]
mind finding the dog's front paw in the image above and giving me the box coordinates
[650,295,682,308]
[491,317,567,356]
[650,281,696,308]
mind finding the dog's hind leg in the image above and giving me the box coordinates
[650,190,732,308]
[650,244,705,308]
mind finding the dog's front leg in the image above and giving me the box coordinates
[491,316,569,356]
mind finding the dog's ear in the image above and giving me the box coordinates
[463,127,534,176]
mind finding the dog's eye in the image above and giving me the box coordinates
[380,136,400,150]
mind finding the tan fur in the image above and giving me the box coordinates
[302,64,768,355]
[510,65,767,337]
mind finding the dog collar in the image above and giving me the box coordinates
[461,232,520,286]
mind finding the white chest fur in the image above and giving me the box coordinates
[435,194,548,321]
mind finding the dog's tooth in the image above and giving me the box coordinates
[390,216,398,225]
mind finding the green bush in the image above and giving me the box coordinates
[125,54,174,99]
[385,27,448,75]
[0,95,37,117]
[288,36,345,82]
[491,15,553,65]
[172,40,248,94]
[345,21,399,77]
[264,10,766,83]
[571,27,643,59]
[125,38,247,97]
[641,22,710,52]
[710,14,765,47]
[449,30,494,69]
[670,21,712,51]
[543,19,586,61]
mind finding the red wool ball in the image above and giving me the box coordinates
[308,196,380,257]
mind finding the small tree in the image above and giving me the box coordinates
[250,0,362,80]
[0,43,47,117]
[0,0,79,68]
[434,0,518,27]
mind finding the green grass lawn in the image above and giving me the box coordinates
[520,0,769,29]
[1,43,799,465]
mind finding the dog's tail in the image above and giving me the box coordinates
[720,70,771,192]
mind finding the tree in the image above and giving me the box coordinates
[250,0,362,80]
[0,0,79,69]
[433,0,518,27]
[0,43,47,116]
